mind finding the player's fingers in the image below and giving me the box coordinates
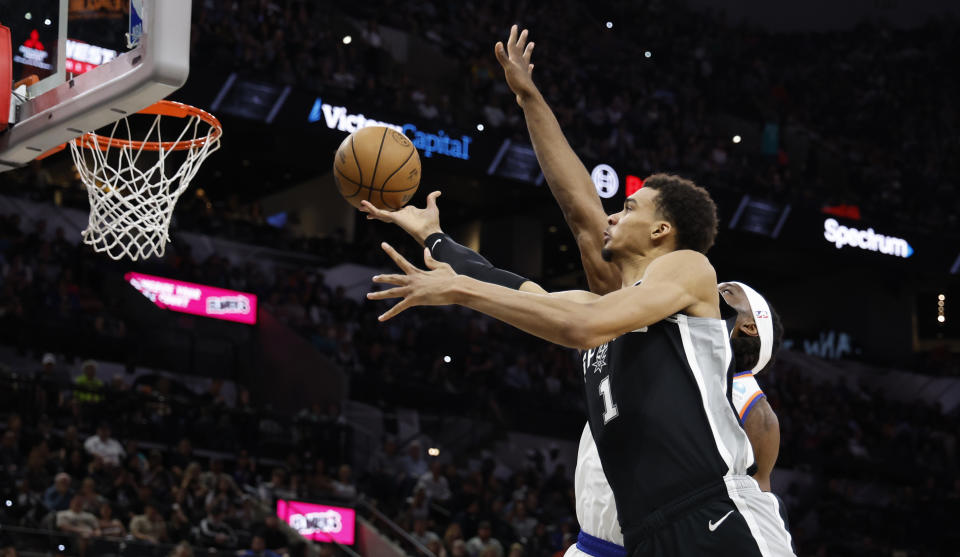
[360,201,391,220]
[507,25,518,53]
[426,191,442,209]
[372,273,407,285]
[381,242,417,274]
[379,300,412,322]
[517,29,528,51]
[366,286,409,300]
[494,41,509,65]
[523,42,534,64]
[529,63,534,76]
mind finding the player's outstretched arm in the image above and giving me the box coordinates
[495,25,619,295]
[359,193,547,293]
[369,245,717,349]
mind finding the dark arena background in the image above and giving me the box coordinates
[1,1,959,556]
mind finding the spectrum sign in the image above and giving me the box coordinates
[276,500,355,545]
[822,218,913,258]
[308,98,472,160]
[125,272,257,324]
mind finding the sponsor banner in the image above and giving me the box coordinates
[14,30,52,71]
[65,39,118,74]
[823,218,913,258]
[276,500,356,545]
[308,97,472,160]
[125,272,257,325]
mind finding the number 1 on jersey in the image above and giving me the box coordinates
[599,376,619,423]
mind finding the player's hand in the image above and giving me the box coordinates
[359,191,443,246]
[368,242,459,321]
[495,24,537,106]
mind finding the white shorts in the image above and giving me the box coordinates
[563,544,592,557]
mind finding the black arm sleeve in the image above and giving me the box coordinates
[424,232,529,290]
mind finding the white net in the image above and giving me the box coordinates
[68,104,221,261]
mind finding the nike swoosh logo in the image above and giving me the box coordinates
[431,238,442,252]
[708,510,734,532]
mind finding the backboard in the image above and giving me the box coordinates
[0,0,191,172]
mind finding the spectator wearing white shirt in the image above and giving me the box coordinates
[57,496,100,555]
[130,502,168,544]
[415,461,451,503]
[83,424,124,466]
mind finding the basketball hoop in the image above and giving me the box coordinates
[68,100,222,261]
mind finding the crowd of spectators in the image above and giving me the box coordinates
[0,205,957,556]
[181,0,958,238]
[0,209,590,425]
[0,343,957,556]
[10,1,956,249]
[0,377,324,556]
[760,364,959,556]
[0,345,584,556]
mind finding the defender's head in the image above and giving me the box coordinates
[719,282,784,374]
[601,174,718,263]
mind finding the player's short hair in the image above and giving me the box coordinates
[643,174,718,253]
[731,304,784,374]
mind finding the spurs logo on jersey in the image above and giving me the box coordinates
[582,342,610,376]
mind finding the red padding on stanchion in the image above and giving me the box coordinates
[0,23,11,131]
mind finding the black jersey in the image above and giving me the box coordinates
[581,310,755,531]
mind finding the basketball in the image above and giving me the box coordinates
[333,126,421,211]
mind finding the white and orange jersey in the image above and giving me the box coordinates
[731,371,766,423]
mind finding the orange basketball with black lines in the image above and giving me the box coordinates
[333,126,421,211]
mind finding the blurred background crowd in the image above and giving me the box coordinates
[1,0,958,556]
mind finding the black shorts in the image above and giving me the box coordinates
[622,478,795,557]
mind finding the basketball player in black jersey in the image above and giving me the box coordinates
[488,25,786,494]
[361,194,793,555]
[368,36,794,557]
[369,183,794,556]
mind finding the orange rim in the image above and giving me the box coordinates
[72,100,223,152]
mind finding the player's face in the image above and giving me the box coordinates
[601,188,668,262]
[718,282,757,338]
